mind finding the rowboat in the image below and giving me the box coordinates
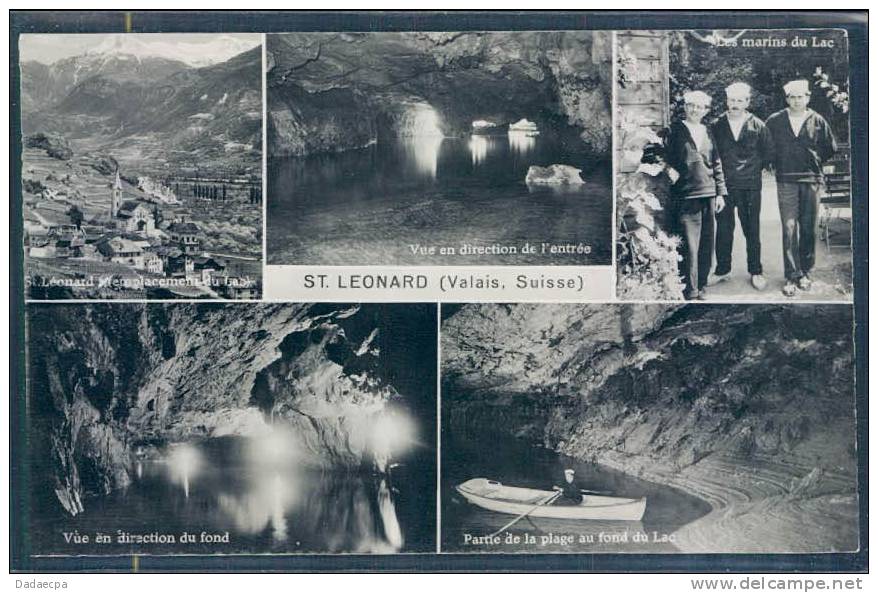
[456,478,647,521]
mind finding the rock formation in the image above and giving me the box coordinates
[442,304,859,553]
[267,32,612,157]
[27,303,434,516]
[525,164,585,185]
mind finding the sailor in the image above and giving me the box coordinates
[765,79,837,297]
[555,468,583,504]
[665,90,728,301]
[710,82,774,291]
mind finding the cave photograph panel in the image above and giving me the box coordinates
[616,29,851,302]
[266,32,613,266]
[24,302,437,555]
[440,303,859,554]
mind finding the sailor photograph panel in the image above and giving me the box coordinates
[20,34,264,300]
[616,29,851,302]
[440,303,859,554]
[266,31,613,266]
[25,302,437,555]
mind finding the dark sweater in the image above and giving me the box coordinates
[711,113,773,190]
[765,109,837,183]
[665,120,728,200]
[561,480,581,503]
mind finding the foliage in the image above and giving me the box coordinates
[813,67,849,114]
[668,30,850,142]
[23,178,46,194]
[615,101,685,300]
[616,172,685,301]
[67,205,84,229]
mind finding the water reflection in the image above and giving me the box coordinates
[267,130,612,266]
[166,443,202,498]
[404,136,444,179]
[468,135,493,165]
[508,130,536,156]
[216,468,297,543]
[152,438,408,552]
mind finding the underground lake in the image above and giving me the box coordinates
[267,130,612,266]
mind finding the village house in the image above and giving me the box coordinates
[167,221,201,255]
[48,224,86,242]
[218,276,259,300]
[192,255,226,286]
[27,225,88,258]
[161,248,195,278]
[96,236,147,269]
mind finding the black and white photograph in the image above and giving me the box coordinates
[440,303,858,553]
[266,31,613,266]
[616,29,851,301]
[24,302,437,555]
[20,34,264,300]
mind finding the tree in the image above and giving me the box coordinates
[68,205,84,229]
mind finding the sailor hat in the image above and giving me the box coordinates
[783,80,810,96]
[725,82,752,98]
[683,90,712,107]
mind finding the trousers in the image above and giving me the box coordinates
[715,188,763,276]
[674,197,716,298]
[776,181,822,281]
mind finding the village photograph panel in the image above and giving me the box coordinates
[20,34,264,300]
[24,302,437,555]
[440,303,858,554]
[616,29,851,302]
[266,31,613,266]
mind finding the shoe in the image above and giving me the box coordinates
[797,275,812,291]
[782,281,797,297]
[684,290,700,301]
[707,272,731,287]
[695,291,707,301]
[751,274,767,291]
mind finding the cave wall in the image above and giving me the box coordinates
[267,31,612,158]
[27,303,431,516]
[443,303,855,471]
[442,303,858,552]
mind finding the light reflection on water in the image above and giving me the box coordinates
[469,135,488,165]
[36,437,428,554]
[267,132,611,266]
[507,130,537,156]
[404,135,445,179]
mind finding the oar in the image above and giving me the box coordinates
[580,488,612,496]
[485,489,563,539]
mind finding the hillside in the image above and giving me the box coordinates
[21,46,262,174]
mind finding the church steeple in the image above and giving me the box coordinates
[111,170,122,218]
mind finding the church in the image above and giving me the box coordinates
[110,171,156,234]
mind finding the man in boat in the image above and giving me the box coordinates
[554,468,583,504]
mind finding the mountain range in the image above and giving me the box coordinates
[20,42,262,173]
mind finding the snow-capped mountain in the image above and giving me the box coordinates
[20,41,262,171]
[84,34,261,68]
[20,34,261,111]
